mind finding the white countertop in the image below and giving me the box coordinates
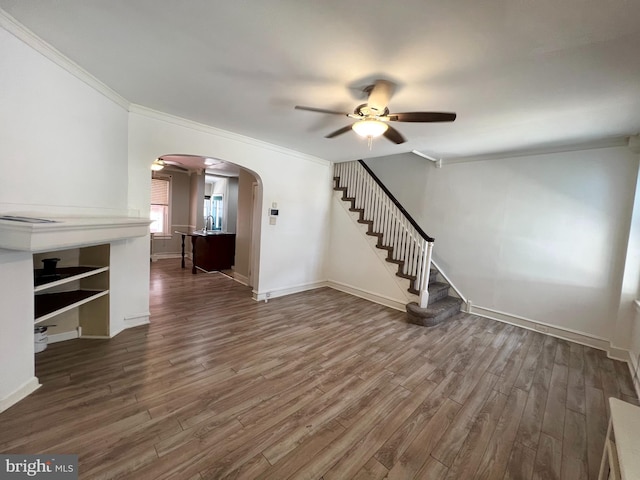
[0,215,150,251]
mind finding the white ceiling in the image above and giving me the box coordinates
[2,0,640,163]
[161,154,241,176]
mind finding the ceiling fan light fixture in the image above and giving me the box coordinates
[151,159,165,171]
[352,119,388,138]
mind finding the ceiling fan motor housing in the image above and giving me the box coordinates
[366,80,394,114]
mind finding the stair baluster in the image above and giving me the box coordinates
[334,160,463,326]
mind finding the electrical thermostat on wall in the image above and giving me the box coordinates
[269,209,279,216]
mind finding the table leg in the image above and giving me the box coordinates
[191,235,197,274]
[180,234,186,269]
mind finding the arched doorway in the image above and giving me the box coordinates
[149,154,262,290]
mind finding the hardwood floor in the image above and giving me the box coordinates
[1,259,637,479]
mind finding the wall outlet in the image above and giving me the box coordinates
[534,324,549,333]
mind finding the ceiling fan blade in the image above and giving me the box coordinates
[366,80,395,114]
[295,105,350,116]
[325,125,354,139]
[383,125,407,144]
[162,160,189,172]
[388,112,457,123]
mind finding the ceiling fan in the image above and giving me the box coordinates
[295,80,456,145]
[151,158,189,172]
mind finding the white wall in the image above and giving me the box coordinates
[127,106,332,299]
[631,303,640,397]
[327,192,412,310]
[365,146,639,342]
[613,156,640,352]
[226,177,238,234]
[188,173,205,231]
[0,249,38,412]
[0,21,146,408]
[0,26,129,217]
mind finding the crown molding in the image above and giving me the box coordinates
[129,104,331,167]
[442,136,630,165]
[0,8,130,110]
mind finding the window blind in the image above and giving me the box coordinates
[151,178,169,205]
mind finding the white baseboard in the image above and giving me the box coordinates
[232,272,250,286]
[629,350,640,400]
[109,313,151,337]
[608,346,631,363]
[151,252,183,261]
[124,313,150,328]
[327,280,407,312]
[253,280,327,302]
[48,329,79,344]
[468,304,631,360]
[0,377,40,414]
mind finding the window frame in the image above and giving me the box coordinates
[150,173,172,237]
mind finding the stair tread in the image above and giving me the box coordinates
[336,176,456,321]
[428,281,449,293]
[429,295,462,310]
[408,296,462,316]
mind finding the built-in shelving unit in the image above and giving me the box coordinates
[33,244,110,337]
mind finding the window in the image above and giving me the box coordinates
[204,194,224,230]
[150,176,171,235]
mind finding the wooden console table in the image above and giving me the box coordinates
[176,231,236,274]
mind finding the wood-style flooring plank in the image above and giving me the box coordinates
[430,371,499,467]
[533,433,562,480]
[350,457,389,480]
[0,259,636,480]
[386,398,461,480]
[585,386,607,480]
[443,389,508,479]
[503,441,536,480]
[566,342,586,414]
[515,335,556,450]
[475,387,528,480]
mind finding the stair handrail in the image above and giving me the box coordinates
[334,160,434,308]
[358,160,434,242]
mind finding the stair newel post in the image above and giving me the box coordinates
[419,240,434,308]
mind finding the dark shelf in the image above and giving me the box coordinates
[34,266,103,287]
[35,290,105,320]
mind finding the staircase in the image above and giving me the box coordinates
[334,160,463,327]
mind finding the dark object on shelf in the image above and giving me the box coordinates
[34,266,102,287]
[35,257,62,283]
[42,257,60,275]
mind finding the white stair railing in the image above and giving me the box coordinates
[334,161,434,308]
